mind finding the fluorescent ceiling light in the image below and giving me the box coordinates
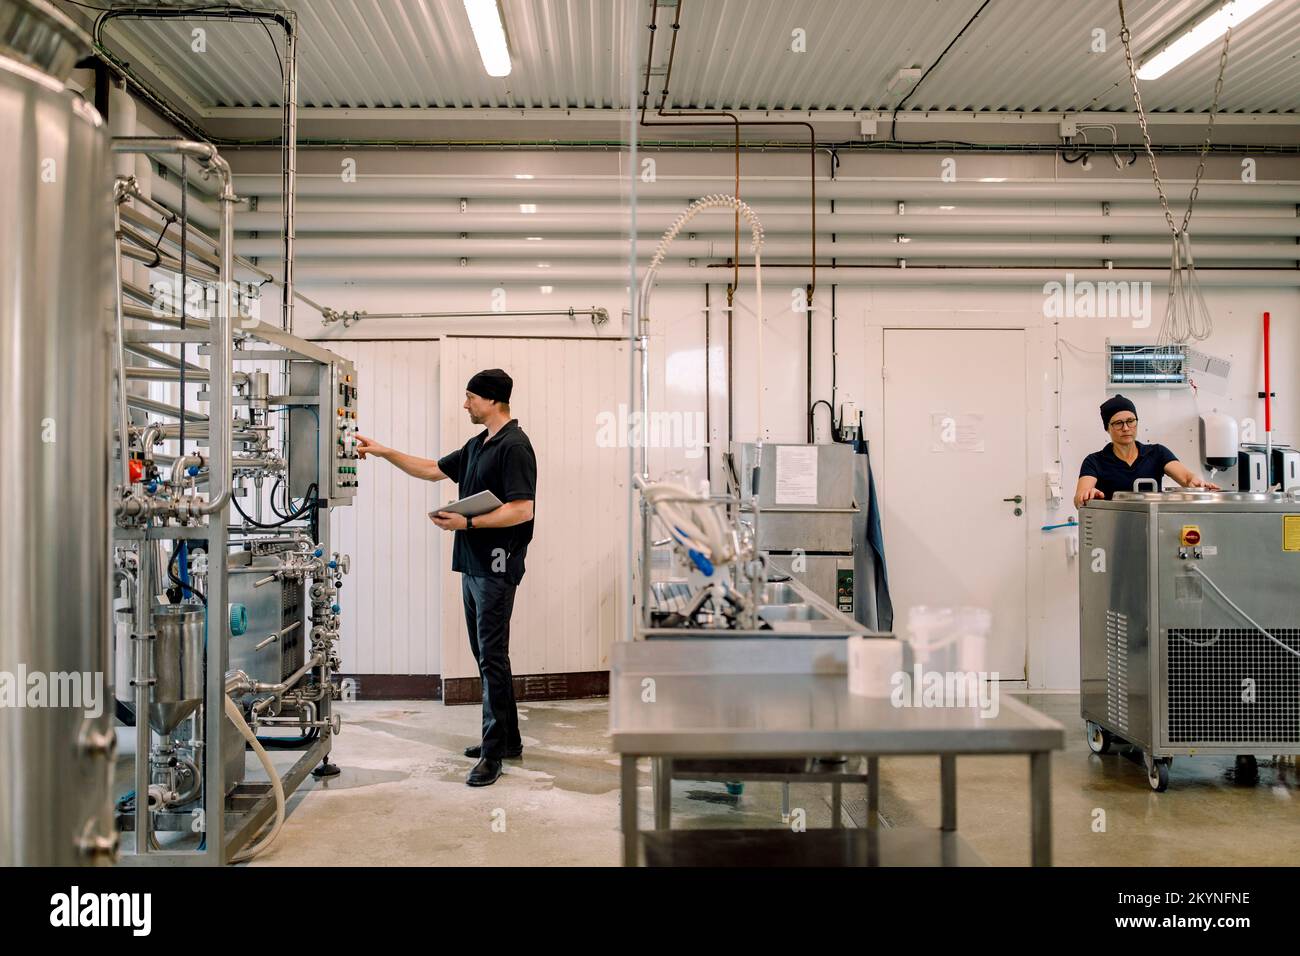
[525,236,543,241]
[539,285,553,294]
[514,174,534,179]
[464,0,511,77]
[519,203,537,213]
[1136,0,1274,80]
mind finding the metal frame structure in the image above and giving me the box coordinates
[611,639,1063,867]
[110,139,358,865]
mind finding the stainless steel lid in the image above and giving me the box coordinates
[1112,490,1291,503]
[0,0,92,82]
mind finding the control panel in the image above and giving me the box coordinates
[1176,523,1217,561]
[288,358,359,504]
[332,364,360,492]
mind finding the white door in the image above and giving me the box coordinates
[882,328,1028,679]
[326,339,442,675]
[439,336,629,681]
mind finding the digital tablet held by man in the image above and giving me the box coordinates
[355,368,537,787]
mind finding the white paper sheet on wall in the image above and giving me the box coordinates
[775,445,819,504]
[930,412,986,453]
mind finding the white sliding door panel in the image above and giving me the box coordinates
[326,340,441,675]
[439,337,628,680]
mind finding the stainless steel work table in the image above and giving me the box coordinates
[610,640,1065,866]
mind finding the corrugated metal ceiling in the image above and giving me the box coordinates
[94,0,1300,114]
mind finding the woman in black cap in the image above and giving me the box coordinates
[1073,394,1219,509]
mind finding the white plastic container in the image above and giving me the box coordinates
[906,605,992,675]
[847,636,904,697]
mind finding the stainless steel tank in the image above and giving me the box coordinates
[146,605,206,734]
[116,603,206,734]
[0,0,115,864]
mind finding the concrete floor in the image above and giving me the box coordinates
[222,691,1300,866]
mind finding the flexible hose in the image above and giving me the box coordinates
[646,193,763,273]
[640,479,734,565]
[224,694,286,863]
[233,481,317,528]
[257,727,320,748]
[637,194,766,458]
[167,545,208,604]
[1188,565,1300,659]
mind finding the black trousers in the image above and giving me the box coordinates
[461,574,522,758]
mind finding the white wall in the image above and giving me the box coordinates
[287,277,1298,689]
[222,146,1299,690]
[647,279,1300,690]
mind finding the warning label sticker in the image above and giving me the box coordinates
[1284,516,1300,552]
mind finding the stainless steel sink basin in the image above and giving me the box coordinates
[643,571,866,639]
[760,582,803,605]
[759,604,829,623]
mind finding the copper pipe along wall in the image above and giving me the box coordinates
[645,0,817,308]
[639,0,740,302]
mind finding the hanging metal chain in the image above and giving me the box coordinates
[1117,0,1232,237]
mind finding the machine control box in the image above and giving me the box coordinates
[836,567,854,614]
[289,359,359,504]
[332,365,361,492]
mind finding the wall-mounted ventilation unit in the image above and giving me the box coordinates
[1106,341,1188,388]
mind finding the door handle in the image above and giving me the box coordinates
[1003,494,1023,516]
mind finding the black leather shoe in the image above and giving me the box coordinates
[466,757,503,787]
[464,744,523,759]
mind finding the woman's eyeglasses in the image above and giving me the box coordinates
[1109,417,1139,430]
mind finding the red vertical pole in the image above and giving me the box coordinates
[1264,311,1272,434]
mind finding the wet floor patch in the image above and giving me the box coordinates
[684,788,741,807]
[307,767,411,790]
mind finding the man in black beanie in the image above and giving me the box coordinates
[1073,394,1217,508]
[355,368,536,787]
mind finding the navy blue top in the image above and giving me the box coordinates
[438,420,537,585]
[1080,441,1178,499]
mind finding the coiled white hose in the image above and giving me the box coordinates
[637,194,766,459]
[224,694,286,863]
[640,479,735,566]
[646,193,764,273]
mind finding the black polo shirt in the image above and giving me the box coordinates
[438,420,537,586]
[1080,440,1178,499]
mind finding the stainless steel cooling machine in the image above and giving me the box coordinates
[1079,490,1300,791]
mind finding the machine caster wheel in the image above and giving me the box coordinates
[1145,755,1169,792]
[1234,755,1259,784]
[1086,721,1113,755]
[312,755,341,779]
[724,781,744,795]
